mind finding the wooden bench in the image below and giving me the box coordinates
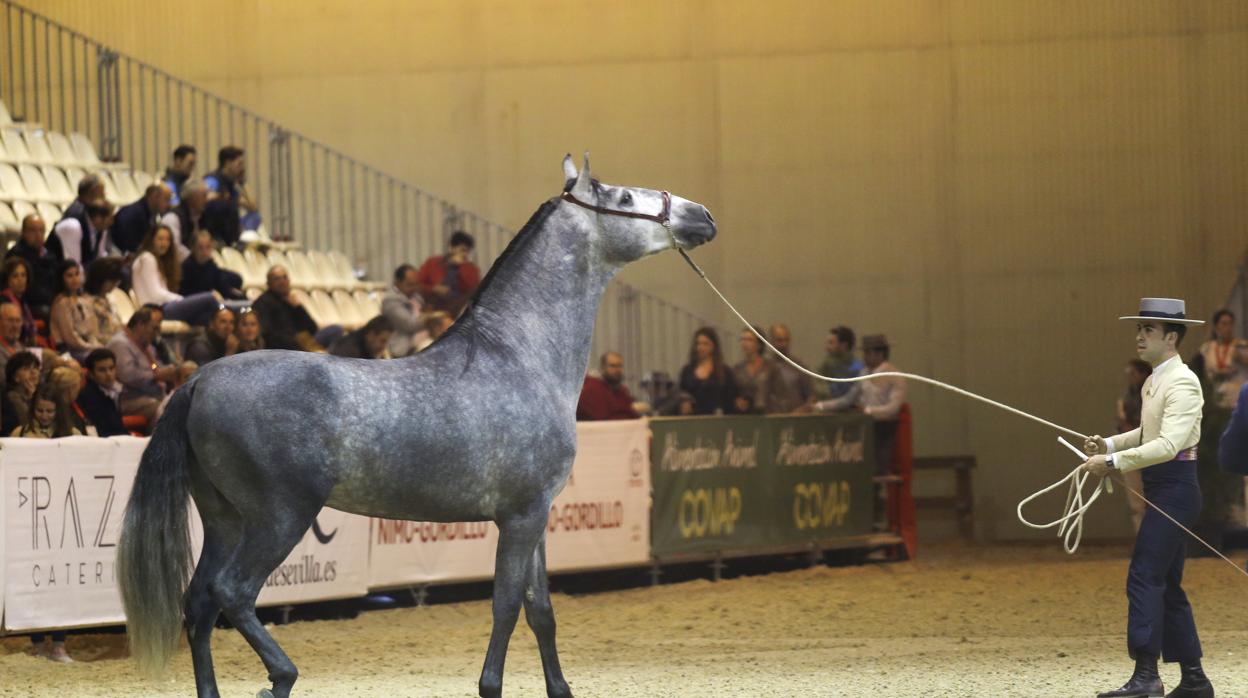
[913,455,976,540]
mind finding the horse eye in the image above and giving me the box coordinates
[620,192,633,206]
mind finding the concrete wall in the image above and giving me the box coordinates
[25,0,1248,540]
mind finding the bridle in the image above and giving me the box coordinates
[561,187,677,247]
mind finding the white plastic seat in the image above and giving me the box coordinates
[1,129,31,164]
[44,131,77,167]
[352,289,382,317]
[112,169,141,203]
[63,165,86,193]
[333,289,371,327]
[0,164,29,201]
[304,251,337,289]
[10,200,36,225]
[39,165,74,206]
[69,132,101,167]
[292,289,331,327]
[107,287,137,325]
[244,287,262,301]
[326,250,358,288]
[0,100,11,127]
[0,201,18,233]
[243,248,272,287]
[132,170,155,192]
[308,289,343,327]
[285,250,323,290]
[35,202,61,226]
[21,130,53,164]
[17,164,54,203]
[95,170,122,204]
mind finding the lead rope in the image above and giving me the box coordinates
[677,249,1248,576]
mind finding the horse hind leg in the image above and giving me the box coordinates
[184,485,242,698]
[479,510,549,698]
[523,532,572,698]
[210,506,321,698]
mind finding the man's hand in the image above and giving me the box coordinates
[1082,455,1112,477]
[1083,435,1107,456]
[224,333,239,355]
[285,293,302,307]
[432,284,450,297]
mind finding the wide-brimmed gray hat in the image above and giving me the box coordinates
[1119,298,1205,325]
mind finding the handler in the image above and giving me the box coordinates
[1083,298,1213,698]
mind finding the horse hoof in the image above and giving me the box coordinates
[256,690,275,698]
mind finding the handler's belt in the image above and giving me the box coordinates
[1174,447,1198,461]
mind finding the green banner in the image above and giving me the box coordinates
[650,414,874,558]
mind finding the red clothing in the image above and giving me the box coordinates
[415,255,482,314]
[576,376,639,421]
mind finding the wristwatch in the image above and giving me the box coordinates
[1105,453,1116,470]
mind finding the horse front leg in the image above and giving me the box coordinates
[523,532,572,698]
[479,510,548,698]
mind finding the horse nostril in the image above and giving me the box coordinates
[703,207,715,224]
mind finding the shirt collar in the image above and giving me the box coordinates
[1152,354,1181,377]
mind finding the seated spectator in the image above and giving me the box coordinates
[77,348,127,437]
[49,260,103,361]
[414,311,453,352]
[131,225,223,326]
[382,263,426,357]
[106,307,181,429]
[48,366,89,435]
[733,325,794,414]
[12,383,80,437]
[54,174,105,257]
[140,303,197,378]
[416,231,481,316]
[112,183,173,255]
[253,266,341,351]
[816,325,863,400]
[185,307,239,366]
[768,323,815,412]
[235,308,265,353]
[1,350,41,435]
[1,257,38,343]
[162,144,197,207]
[815,334,907,473]
[55,198,114,266]
[83,257,125,345]
[678,327,738,415]
[329,316,394,359]
[0,303,59,387]
[577,351,641,421]
[204,145,260,239]
[5,214,61,316]
[180,230,245,300]
[162,180,209,258]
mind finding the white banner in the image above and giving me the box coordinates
[368,419,651,587]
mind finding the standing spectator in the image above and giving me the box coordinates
[180,230,245,300]
[1,257,38,343]
[416,231,481,316]
[162,179,208,256]
[56,174,105,251]
[817,326,863,400]
[131,225,222,326]
[768,323,815,412]
[76,348,127,437]
[1116,359,1153,532]
[382,263,426,357]
[1195,309,1248,530]
[12,383,80,437]
[414,311,453,352]
[48,366,89,435]
[5,214,61,315]
[83,257,125,346]
[678,327,738,415]
[54,199,114,266]
[234,308,265,353]
[329,316,393,359]
[204,145,260,240]
[111,183,173,255]
[815,334,907,473]
[577,351,641,421]
[106,307,180,428]
[185,307,239,366]
[49,260,103,361]
[253,266,340,351]
[733,326,793,414]
[1,350,41,435]
[162,145,197,206]
[1199,309,1248,410]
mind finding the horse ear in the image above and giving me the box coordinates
[562,154,577,186]
[569,151,593,199]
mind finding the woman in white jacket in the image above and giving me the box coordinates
[131,225,222,325]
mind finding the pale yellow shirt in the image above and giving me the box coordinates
[1106,354,1203,472]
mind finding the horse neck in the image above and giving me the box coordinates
[459,207,616,396]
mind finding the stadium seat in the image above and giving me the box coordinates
[112,169,140,203]
[95,170,122,204]
[21,130,53,164]
[292,289,330,328]
[0,201,19,234]
[44,131,77,168]
[285,250,323,290]
[310,289,348,328]
[353,289,382,317]
[17,164,54,203]
[107,287,136,324]
[326,250,359,288]
[244,287,261,301]
[69,132,101,168]
[332,289,370,327]
[10,200,36,223]
[63,165,86,193]
[243,248,271,287]
[35,202,61,226]
[39,165,74,206]
[0,164,30,201]
[0,100,11,127]
[133,170,154,191]
[0,129,31,164]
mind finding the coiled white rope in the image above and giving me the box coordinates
[677,249,1248,573]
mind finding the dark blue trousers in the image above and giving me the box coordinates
[1127,459,1203,662]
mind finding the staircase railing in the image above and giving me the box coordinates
[0,0,716,396]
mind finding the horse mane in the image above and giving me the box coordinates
[436,198,560,345]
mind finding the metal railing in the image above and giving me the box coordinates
[0,0,716,395]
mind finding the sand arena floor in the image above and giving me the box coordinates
[2,543,1246,697]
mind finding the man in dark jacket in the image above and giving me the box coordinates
[253,266,339,351]
[180,230,245,299]
[76,348,128,437]
[111,183,172,254]
[329,316,393,359]
[4,214,62,314]
[162,144,196,206]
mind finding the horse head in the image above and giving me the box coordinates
[561,153,716,265]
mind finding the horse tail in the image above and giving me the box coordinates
[116,379,198,677]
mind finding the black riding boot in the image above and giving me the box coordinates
[1165,661,1214,698]
[1098,654,1164,698]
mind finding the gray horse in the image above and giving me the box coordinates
[116,154,716,698]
